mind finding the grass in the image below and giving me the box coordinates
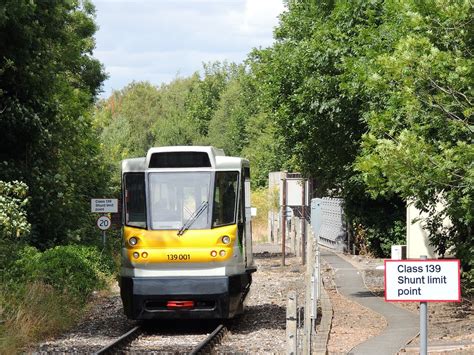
[251,187,279,244]
[0,282,84,353]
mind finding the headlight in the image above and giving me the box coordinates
[133,252,139,259]
[221,235,231,244]
[129,237,138,246]
[219,250,226,257]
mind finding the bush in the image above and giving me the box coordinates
[35,246,105,298]
[0,244,115,352]
[4,245,114,299]
[0,180,30,239]
[0,282,81,354]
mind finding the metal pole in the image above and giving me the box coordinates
[102,230,106,249]
[420,255,428,355]
[281,173,287,266]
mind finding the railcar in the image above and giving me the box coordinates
[120,146,256,319]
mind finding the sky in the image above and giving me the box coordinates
[93,0,286,98]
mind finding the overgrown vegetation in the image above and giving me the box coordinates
[93,0,472,290]
[250,188,280,243]
[0,1,114,352]
[1,1,472,351]
[0,245,114,353]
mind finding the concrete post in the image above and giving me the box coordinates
[281,173,287,266]
[301,180,306,265]
[286,291,297,355]
[303,231,314,354]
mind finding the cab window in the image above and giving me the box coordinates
[213,172,239,227]
[124,173,146,228]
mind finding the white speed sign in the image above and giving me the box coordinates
[96,215,111,230]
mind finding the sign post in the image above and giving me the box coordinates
[385,258,461,354]
[420,255,428,355]
[91,199,117,249]
[96,215,111,249]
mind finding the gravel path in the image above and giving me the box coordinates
[32,251,472,354]
[32,255,306,354]
[33,287,137,354]
[215,255,305,354]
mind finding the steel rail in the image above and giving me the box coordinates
[94,325,142,355]
[190,324,227,355]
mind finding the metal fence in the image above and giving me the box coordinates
[285,197,346,353]
[310,197,346,251]
[286,223,332,354]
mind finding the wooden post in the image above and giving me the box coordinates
[286,291,297,355]
[281,173,287,266]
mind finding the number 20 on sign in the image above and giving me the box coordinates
[384,259,461,302]
[96,215,111,231]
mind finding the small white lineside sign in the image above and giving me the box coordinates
[96,215,111,230]
[91,198,118,213]
[384,260,461,302]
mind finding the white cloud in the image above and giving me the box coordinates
[241,0,285,36]
[93,0,286,97]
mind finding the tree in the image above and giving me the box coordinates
[95,78,204,192]
[354,1,473,269]
[0,181,30,240]
[154,76,202,147]
[185,62,237,137]
[250,1,371,193]
[0,0,108,247]
[248,0,406,255]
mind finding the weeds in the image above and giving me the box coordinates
[0,244,115,353]
[0,282,82,353]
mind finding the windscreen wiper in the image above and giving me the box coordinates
[177,201,208,236]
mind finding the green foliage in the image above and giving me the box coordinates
[206,72,250,156]
[247,0,473,264]
[5,245,113,299]
[94,62,284,191]
[0,243,114,353]
[185,62,237,137]
[94,78,203,193]
[0,181,30,239]
[343,179,407,257]
[153,77,202,147]
[351,0,473,267]
[250,1,369,193]
[92,0,472,268]
[246,0,405,256]
[0,0,109,248]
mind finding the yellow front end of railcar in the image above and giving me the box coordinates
[123,224,239,263]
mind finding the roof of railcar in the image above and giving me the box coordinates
[121,146,248,172]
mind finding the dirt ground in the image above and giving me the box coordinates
[325,253,474,354]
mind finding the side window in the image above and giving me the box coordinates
[124,173,146,228]
[213,172,239,227]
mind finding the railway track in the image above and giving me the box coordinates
[95,322,227,354]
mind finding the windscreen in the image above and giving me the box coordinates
[149,172,211,230]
